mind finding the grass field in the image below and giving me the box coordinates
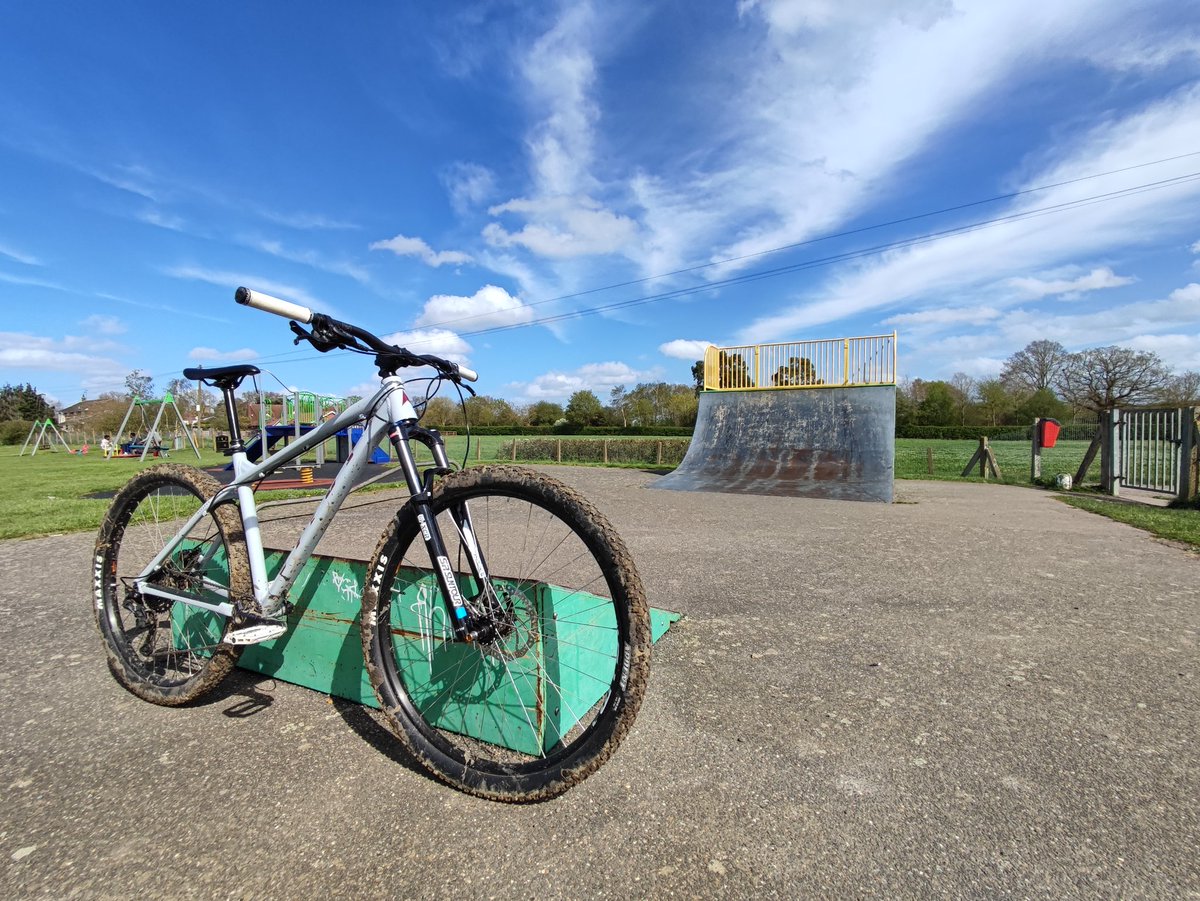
[3,435,1195,548]
[894,437,1094,485]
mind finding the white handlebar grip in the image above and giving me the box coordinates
[234,286,314,324]
[456,364,479,383]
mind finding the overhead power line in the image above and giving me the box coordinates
[38,153,1200,397]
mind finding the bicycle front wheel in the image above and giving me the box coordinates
[93,464,251,705]
[362,465,652,801]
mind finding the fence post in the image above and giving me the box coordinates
[511,439,517,462]
[556,439,562,463]
[1102,408,1120,496]
[1179,406,1197,501]
[1031,418,1042,482]
[657,440,664,466]
[603,439,609,464]
[476,440,482,462]
[926,447,933,475]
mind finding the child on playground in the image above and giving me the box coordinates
[101,434,112,459]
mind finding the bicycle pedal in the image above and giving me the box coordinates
[225,615,288,646]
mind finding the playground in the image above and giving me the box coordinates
[1,465,1197,897]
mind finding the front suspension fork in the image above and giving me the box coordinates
[387,421,493,641]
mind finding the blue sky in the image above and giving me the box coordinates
[2,1,1199,408]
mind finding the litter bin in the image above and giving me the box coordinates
[1037,418,1061,448]
[215,434,230,452]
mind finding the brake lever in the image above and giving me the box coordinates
[290,320,340,353]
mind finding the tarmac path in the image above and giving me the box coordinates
[1,469,1196,899]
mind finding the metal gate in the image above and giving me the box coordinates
[1113,406,1198,497]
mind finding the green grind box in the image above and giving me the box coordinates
[173,547,678,756]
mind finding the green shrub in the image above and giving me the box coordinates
[498,437,690,467]
[0,419,35,445]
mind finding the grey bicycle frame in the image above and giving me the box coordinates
[133,373,491,625]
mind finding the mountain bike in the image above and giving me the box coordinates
[92,287,652,802]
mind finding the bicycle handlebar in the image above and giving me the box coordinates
[234,286,478,383]
[235,287,314,324]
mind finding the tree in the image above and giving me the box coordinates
[608,385,628,427]
[715,351,753,389]
[916,381,956,426]
[666,390,699,427]
[125,369,155,400]
[420,396,461,427]
[166,377,216,422]
[527,400,564,426]
[949,372,976,425]
[976,379,1016,426]
[565,390,604,427]
[1001,340,1069,393]
[1012,386,1070,424]
[1056,345,1171,411]
[770,356,822,387]
[691,360,705,396]
[1157,371,1200,405]
[464,395,517,426]
[0,383,53,421]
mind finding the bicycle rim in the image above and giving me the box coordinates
[95,467,243,702]
[367,467,650,800]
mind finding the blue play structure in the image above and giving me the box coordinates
[227,424,389,470]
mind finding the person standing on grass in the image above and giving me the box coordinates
[101,434,112,459]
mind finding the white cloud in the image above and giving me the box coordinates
[943,357,1006,379]
[381,328,473,361]
[441,162,496,215]
[0,242,40,266]
[1125,332,1200,371]
[484,196,637,258]
[244,237,371,283]
[252,208,357,231]
[81,314,127,336]
[415,285,532,332]
[0,330,127,392]
[188,347,260,363]
[520,4,600,197]
[1008,266,1134,300]
[507,361,659,402]
[738,81,1200,340]
[162,265,325,312]
[625,0,1143,281]
[885,307,1002,327]
[658,339,714,360]
[1191,239,1200,254]
[135,208,187,232]
[369,234,473,267]
[0,270,69,292]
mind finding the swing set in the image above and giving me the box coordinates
[113,392,202,461]
[19,418,75,456]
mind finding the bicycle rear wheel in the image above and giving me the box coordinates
[362,465,652,801]
[93,464,251,705]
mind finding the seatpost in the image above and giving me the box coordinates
[221,388,244,454]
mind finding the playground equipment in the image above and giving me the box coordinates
[19,418,74,456]
[113,393,202,462]
[656,334,897,502]
[236,386,385,471]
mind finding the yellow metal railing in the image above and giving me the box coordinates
[703,333,897,391]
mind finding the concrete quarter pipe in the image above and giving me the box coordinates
[653,386,895,502]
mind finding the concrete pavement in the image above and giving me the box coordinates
[1,469,1196,898]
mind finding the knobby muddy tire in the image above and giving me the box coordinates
[361,465,652,802]
[93,464,251,706]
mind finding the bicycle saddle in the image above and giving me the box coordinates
[183,364,261,390]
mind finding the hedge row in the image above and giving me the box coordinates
[450,424,695,437]
[497,437,691,466]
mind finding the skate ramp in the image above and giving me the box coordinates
[654,386,895,502]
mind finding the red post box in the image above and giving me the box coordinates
[1037,418,1061,448]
